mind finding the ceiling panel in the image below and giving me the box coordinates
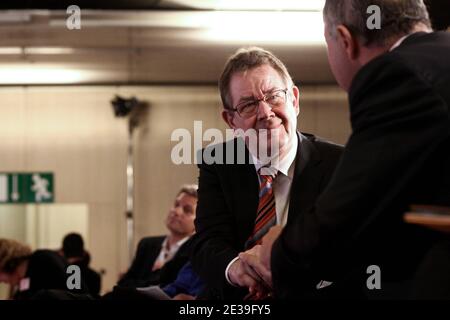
[0,10,334,85]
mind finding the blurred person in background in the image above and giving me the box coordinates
[0,238,70,300]
[117,184,198,289]
[60,232,102,297]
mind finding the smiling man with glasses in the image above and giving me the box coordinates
[232,88,288,118]
[191,47,344,300]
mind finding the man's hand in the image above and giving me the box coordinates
[260,225,283,270]
[228,228,284,298]
[238,226,282,292]
[239,245,272,289]
[228,257,263,287]
[228,251,270,299]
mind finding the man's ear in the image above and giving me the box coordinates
[291,86,300,116]
[336,25,360,61]
[222,109,236,129]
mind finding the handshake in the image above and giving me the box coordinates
[227,226,282,300]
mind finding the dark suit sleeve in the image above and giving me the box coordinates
[191,162,240,296]
[272,57,449,298]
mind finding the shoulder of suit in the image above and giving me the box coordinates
[357,50,411,78]
[349,51,419,104]
[201,139,240,154]
[198,138,252,167]
[301,132,344,154]
[351,31,450,92]
[139,235,166,247]
[176,237,195,254]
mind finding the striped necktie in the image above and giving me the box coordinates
[245,170,277,249]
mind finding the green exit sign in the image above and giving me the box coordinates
[0,173,54,203]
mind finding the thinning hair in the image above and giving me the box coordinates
[323,0,431,46]
[219,47,294,110]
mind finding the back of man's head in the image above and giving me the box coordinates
[62,233,84,258]
[324,0,431,47]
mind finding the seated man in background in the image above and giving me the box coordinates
[117,184,198,289]
[60,232,102,297]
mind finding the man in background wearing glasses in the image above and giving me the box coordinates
[191,47,344,299]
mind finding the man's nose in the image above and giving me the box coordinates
[171,206,182,216]
[257,100,274,120]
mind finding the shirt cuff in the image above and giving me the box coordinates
[225,256,240,287]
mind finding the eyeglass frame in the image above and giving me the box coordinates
[229,88,290,118]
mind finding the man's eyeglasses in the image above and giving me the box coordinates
[231,88,288,118]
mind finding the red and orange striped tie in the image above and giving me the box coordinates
[245,170,277,249]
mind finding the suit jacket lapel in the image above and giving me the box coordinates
[288,133,323,224]
[148,236,165,264]
[234,164,259,233]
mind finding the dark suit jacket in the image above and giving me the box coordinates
[410,238,450,299]
[118,235,193,288]
[191,132,343,299]
[272,32,450,299]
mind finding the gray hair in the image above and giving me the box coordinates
[177,184,198,199]
[323,0,431,46]
[219,47,294,110]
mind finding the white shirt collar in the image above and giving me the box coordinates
[164,235,190,250]
[251,134,299,178]
[152,235,191,271]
